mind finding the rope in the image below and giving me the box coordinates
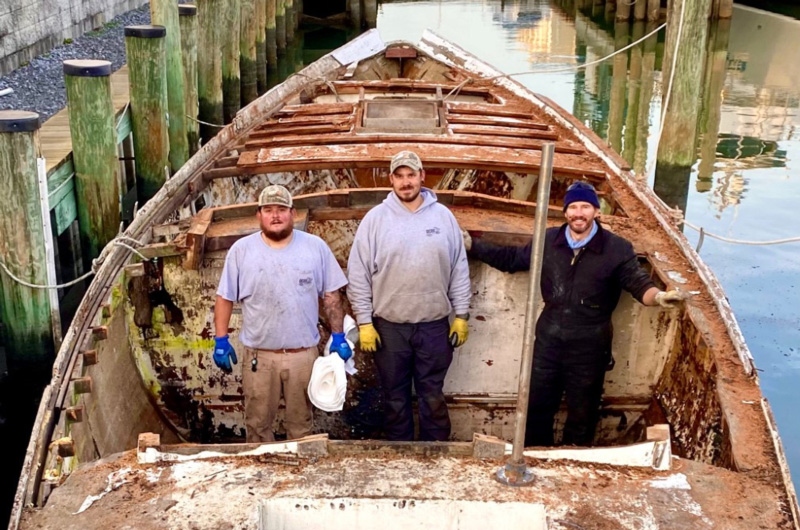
[0,237,148,290]
[186,114,226,129]
[443,22,667,101]
[681,219,800,246]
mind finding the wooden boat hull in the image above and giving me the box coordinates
[11,30,799,529]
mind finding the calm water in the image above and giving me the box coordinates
[374,0,800,481]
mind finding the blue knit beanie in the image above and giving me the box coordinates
[563,181,600,211]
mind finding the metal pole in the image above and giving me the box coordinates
[496,142,554,487]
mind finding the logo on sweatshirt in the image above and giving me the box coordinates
[425,227,441,237]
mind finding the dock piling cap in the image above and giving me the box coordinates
[63,59,112,77]
[124,25,167,38]
[0,110,40,132]
[178,4,197,16]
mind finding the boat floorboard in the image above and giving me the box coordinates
[19,449,790,529]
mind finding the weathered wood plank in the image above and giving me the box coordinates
[243,131,584,154]
[446,114,550,130]
[183,208,214,270]
[448,124,559,141]
[237,143,607,180]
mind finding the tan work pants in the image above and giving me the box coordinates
[242,346,317,442]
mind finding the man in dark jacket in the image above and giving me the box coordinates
[464,181,683,447]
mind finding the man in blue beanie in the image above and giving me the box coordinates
[463,181,683,447]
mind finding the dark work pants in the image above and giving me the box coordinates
[525,316,612,447]
[372,317,454,441]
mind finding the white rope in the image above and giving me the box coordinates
[186,114,226,128]
[443,22,667,101]
[0,238,148,290]
[682,220,800,246]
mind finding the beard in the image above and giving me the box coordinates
[396,186,421,202]
[263,225,293,241]
[567,216,593,234]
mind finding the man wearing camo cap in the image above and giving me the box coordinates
[213,184,352,442]
[347,151,471,441]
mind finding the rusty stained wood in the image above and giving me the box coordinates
[444,101,536,120]
[182,208,214,270]
[237,143,608,180]
[447,123,558,141]
[267,112,355,126]
[248,122,353,139]
[244,131,585,155]
[445,113,551,131]
[65,406,84,422]
[276,102,356,116]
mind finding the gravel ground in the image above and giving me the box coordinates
[0,4,151,121]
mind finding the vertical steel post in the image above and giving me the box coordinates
[496,142,555,486]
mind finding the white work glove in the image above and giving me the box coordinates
[654,290,684,308]
[461,229,472,252]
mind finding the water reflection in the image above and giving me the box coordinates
[376,0,799,483]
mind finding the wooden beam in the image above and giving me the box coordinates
[276,102,355,116]
[65,406,84,422]
[243,131,584,155]
[445,101,537,120]
[73,377,93,395]
[247,122,352,139]
[445,114,551,131]
[183,208,214,270]
[81,349,98,366]
[448,124,559,141]
[237,143,607,180]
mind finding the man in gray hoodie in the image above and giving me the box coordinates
[347,151,471,441]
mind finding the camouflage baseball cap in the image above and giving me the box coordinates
[258,185,293,208]
[390,150,423,173]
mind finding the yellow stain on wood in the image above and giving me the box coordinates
[40,66,131,174]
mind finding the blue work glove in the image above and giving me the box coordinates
[213,335,238,373]
[330,332,353,361]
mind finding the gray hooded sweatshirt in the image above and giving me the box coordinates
[347,188,471,325]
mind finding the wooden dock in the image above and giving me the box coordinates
[40,65,131,174]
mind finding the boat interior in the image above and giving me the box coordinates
[17,31,797,529]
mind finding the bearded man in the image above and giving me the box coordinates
[213,185,351,442]
[347,151,471,441]
[464,181,683,447]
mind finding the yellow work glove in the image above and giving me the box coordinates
[654,290,684,308]
[449,317,469,348]
[359,323,381,352]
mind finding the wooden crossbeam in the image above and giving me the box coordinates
[243,131,584,155]
[236,143,607,180]
[445,102,535,120]
[247,122,352,139]
[448,124,558,141]
[446,114,551,131]
[266,112,354,126]
[276,102,355,116]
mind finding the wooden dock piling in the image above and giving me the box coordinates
[267,0,278,67]
[124,25,170,203]
[256,0,268,94]
[657,0,711,168]
[150,0,189,172]
[633,21,657,176]
[364,0,377,28]
[178,4,200,155]
[222,0,242,123]
[607,21,628,154]
[240,0,259,105]
[348,0,362,29]
[633,0,646,20]
[622,22,644,163]
[62,60,121,260]
[697,19,731,183]
[285,0,295,44]
[616,0,631,21]
[197,0,224,143]
[276,0,287,54]
[647,0,659,21]
[0,110,55,368]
